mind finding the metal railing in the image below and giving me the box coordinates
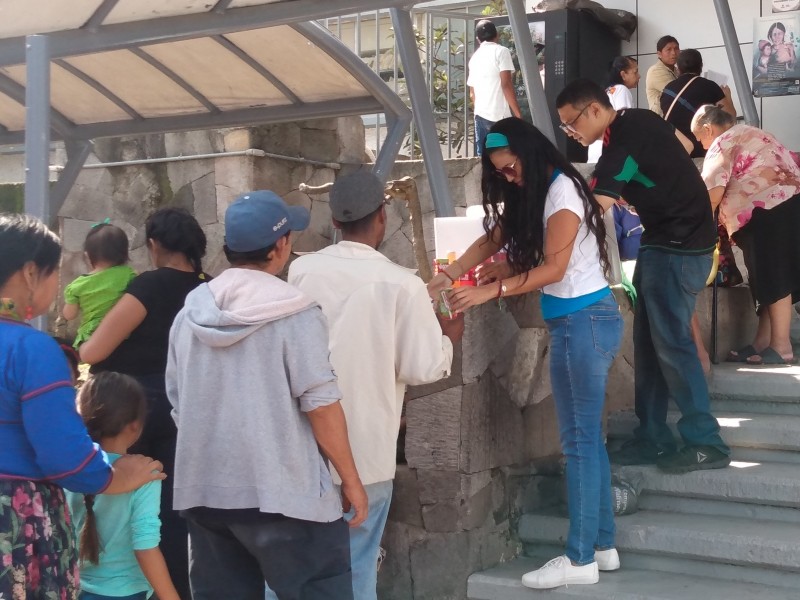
[322,4,487,160]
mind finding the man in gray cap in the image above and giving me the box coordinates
[289,171,463,600]
[167,190,367,600]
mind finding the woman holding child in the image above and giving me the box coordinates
[80,207,208,599]
[428,117,622,590]
[0,213,163,598]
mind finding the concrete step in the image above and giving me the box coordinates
[519,511,800,589]
[707,362,800,405]
[608,410,800,454]
[615,461,800,521]
[468,557,796,600]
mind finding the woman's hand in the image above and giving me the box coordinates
[427,272,452,299]
[105,454,166,495]
[476,261,513,285]
[447,282,500,313]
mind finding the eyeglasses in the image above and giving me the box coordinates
[494,159,519,179]
[559,104,591,134]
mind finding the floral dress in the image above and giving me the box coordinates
[0,480,80,599]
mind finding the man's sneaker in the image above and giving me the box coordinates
[656,445,731,474]
[609,438,672,466]
[595,548,620,571]
[521,555,599,589]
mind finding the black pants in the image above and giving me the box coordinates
[183,508,353,600]
[129,374,190,600]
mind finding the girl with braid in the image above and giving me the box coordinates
[67,372,180,600]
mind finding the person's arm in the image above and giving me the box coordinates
[646,66,666,115]
[500,70,521,118]
[135,549,180,600]
[62,303,79,321]
[79,293,146,364]
[708,186,725,212]
[675,128,694,154]
[427,226,503,297]
[306,402,368,528]
[448,209,581,311]
[717,85,736,119]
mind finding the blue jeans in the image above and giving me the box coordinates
[474,115,495,156]
[632,249,729,453]
[547,294,623,566]
[265,481,393,600]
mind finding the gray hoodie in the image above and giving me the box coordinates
[166,268,343,523]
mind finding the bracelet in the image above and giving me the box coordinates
[496,280,503,299]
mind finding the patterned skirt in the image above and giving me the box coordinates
[0,479,80,600]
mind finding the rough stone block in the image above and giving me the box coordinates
[336,117,366,163]
[256,123,302,156]
[60,164,114,222]
[192,173,218,226]
[405,342,462,401]
[505,292,545,329]
[300,129,340,163]
[408,529,475,599]
[418,469,504,533]
[214,155,256,223]
[222,128,254,152]
[376,520,426,600]
[460,374,525,473]
[389,465,424,528]
[165,157,214,194]
[172,182,195,214]
[491,328,550,409]
[202,223,228,277]
[298,118,339,131]
[461,301,520,383]
[111,169,161,228]
[405,386,462,471]
[61,218,97,254]
[254,158,293,197]
[165,130,220,156]
[379,227,415,270]
[522,397,563,462]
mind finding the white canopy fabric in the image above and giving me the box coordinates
[0,0,412,144]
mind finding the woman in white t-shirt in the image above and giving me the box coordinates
[428,118,623,591]
[588,56,640,163]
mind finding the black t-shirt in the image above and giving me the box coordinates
[593,109,716,254]
[92,268,209,376]
[660,74,725,157]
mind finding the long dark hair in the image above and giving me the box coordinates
[480,117,610,278]
[0,213,61,288]
[76,372,148,565]
[145,208,207,273]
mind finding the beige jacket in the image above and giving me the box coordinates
[646,60,678,115]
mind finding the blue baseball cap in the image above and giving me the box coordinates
[224,190,310,252]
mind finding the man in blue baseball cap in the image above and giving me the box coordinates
[166,190,367,600]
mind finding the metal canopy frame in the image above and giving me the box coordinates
[6,0,468,230]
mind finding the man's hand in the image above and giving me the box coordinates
[427,272,452,299]
[341,478,368,528]
[438,312,465,344]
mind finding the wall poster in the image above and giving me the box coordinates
[753,13,800,97]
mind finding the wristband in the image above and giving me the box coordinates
[496,280,503,299]
[442,269,457,283]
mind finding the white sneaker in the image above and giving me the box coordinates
[521,555,599,589]
[595,548,620,571]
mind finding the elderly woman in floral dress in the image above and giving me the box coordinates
[692,104,800,365]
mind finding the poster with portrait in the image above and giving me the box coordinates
[752,14,800,97]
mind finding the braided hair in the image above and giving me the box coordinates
[76,372,147,565]
[145,208,207,273]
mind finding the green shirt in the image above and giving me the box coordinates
[64,265,136,347]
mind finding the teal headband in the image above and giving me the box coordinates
[485,132,509,149]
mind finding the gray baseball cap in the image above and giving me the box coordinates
[329,171,386,223]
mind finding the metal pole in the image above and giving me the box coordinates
[375,10,381,156]
[505,0,556,144]
[24,35,51,332]
[391,7,455,217]
[24,35,51,224]
[712,0,759,126]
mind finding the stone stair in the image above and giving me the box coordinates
[468,362,800,599]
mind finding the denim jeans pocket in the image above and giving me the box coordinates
[681,253,713,296]
[590,314,623,360]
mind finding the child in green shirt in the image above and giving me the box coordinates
[63,222,136,348]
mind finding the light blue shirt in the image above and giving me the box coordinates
[66,453,161,598]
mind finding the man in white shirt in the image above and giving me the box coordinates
[467,20,522,154]
[288,171,463,600]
